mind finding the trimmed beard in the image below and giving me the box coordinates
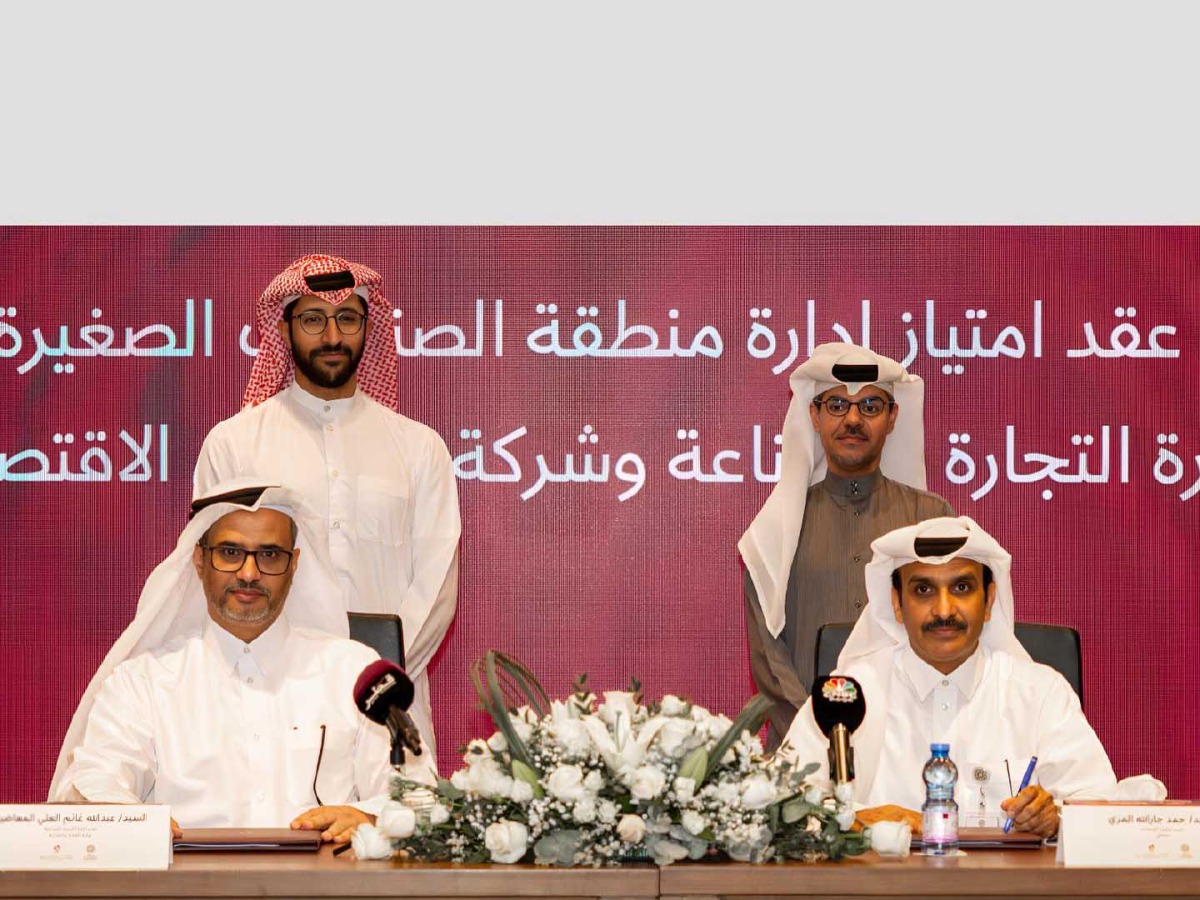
[293,340,364,389]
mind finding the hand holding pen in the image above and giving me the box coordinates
[1000,756,1058,838]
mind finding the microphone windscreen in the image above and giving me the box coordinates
[353,659,415,723]
[810,675,867,736]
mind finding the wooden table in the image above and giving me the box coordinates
[5,846,1200,899]
[0,847,659,900]
[660,849,1200,899]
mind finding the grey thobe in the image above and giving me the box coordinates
[745,470,953,749]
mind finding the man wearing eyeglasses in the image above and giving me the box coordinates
[51,484,414,843]
[739,343,953,749]
[194,255,461,776]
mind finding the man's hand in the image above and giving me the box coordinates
[856,804,923,834]
[290,806,374,844]
[170,818,182,840]
[1001,785,1058,838]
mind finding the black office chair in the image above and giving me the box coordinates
[814,621,1083,709]
[348,612,406,668]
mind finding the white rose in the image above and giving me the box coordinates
[868,820,912,858]
[660,694,688,717]
[510,779,534,803]
[657,718,695,758]
[583,769,605,792]
[349,823,394,860]
[376,802,416,839]
[834,781,855,805]
[450,769,470,792]
[597,800,618,824]
[547,764,587,802]
[484,820,529,864]
[835,807,856,830]
[629,765,667,801]
[429,804,450,826]
[649,838,690,866]
[673,776,696,803]
[681,810,708,836]
[475,758,515,799]
[739,775,777,810]
[804,784,826,805]
[714,782,739,804]
[553,719,593,757]
[616,813,647,843]
[573,797,597,823]
[487,731,509,753]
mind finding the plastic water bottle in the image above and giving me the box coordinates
[921,742,959,855]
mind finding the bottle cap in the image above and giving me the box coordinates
[930,742,950,755]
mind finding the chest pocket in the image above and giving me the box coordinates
[355,475,408,547]
[960,759,1021,827]
[285,722,358,807]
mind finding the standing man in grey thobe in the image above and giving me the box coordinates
[739,343,952,749]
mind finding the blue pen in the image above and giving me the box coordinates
[1003,756,1038,833]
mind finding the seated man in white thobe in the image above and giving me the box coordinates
[779,516,1117,839]
[50,482,432,844]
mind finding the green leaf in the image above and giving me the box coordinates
[437,777,465,801]
[469,651,550,773]
[781,798,814,825]
[677,747,708,784]
[511,759,545,799]
[702,693,773,782]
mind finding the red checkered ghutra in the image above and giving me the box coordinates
[241,254,399,411]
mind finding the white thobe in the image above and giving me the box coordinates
[194,382,461,761]
[61,615,409,827]
[781,645,1117,823]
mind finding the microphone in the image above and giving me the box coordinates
[810,675,866,784]
[353,660,423,765]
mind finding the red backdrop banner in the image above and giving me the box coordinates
[1,227,1197,801]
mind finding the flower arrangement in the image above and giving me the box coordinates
[373,651,868,867]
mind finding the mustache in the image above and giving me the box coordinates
[311,345,350,357]
[837,423,867,437]
[923,616,967,632]
[225,580,269,598]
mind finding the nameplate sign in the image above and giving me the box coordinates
[1060,801,1200,867]
[0,804,171,870]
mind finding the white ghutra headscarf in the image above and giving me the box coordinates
[49,480,346,800]
[739,343,929,637]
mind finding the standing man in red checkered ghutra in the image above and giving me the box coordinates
[194,254,461,781]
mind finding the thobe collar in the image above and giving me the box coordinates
[822,469,883,504]
[286,380,362,420]
[898,643,986,703]
[205,612,292,680]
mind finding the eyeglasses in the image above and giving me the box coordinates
[812,396,895,418]
[199,543,294,575]
[287,309,368,335]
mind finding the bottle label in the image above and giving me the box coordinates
[923,808,958,844]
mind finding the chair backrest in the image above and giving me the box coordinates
[814,621,1083,709]
[348,612,405,667]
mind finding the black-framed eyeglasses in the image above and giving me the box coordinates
[286,309,368,335]
[812,396,895,418]
[198,543,295,575]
